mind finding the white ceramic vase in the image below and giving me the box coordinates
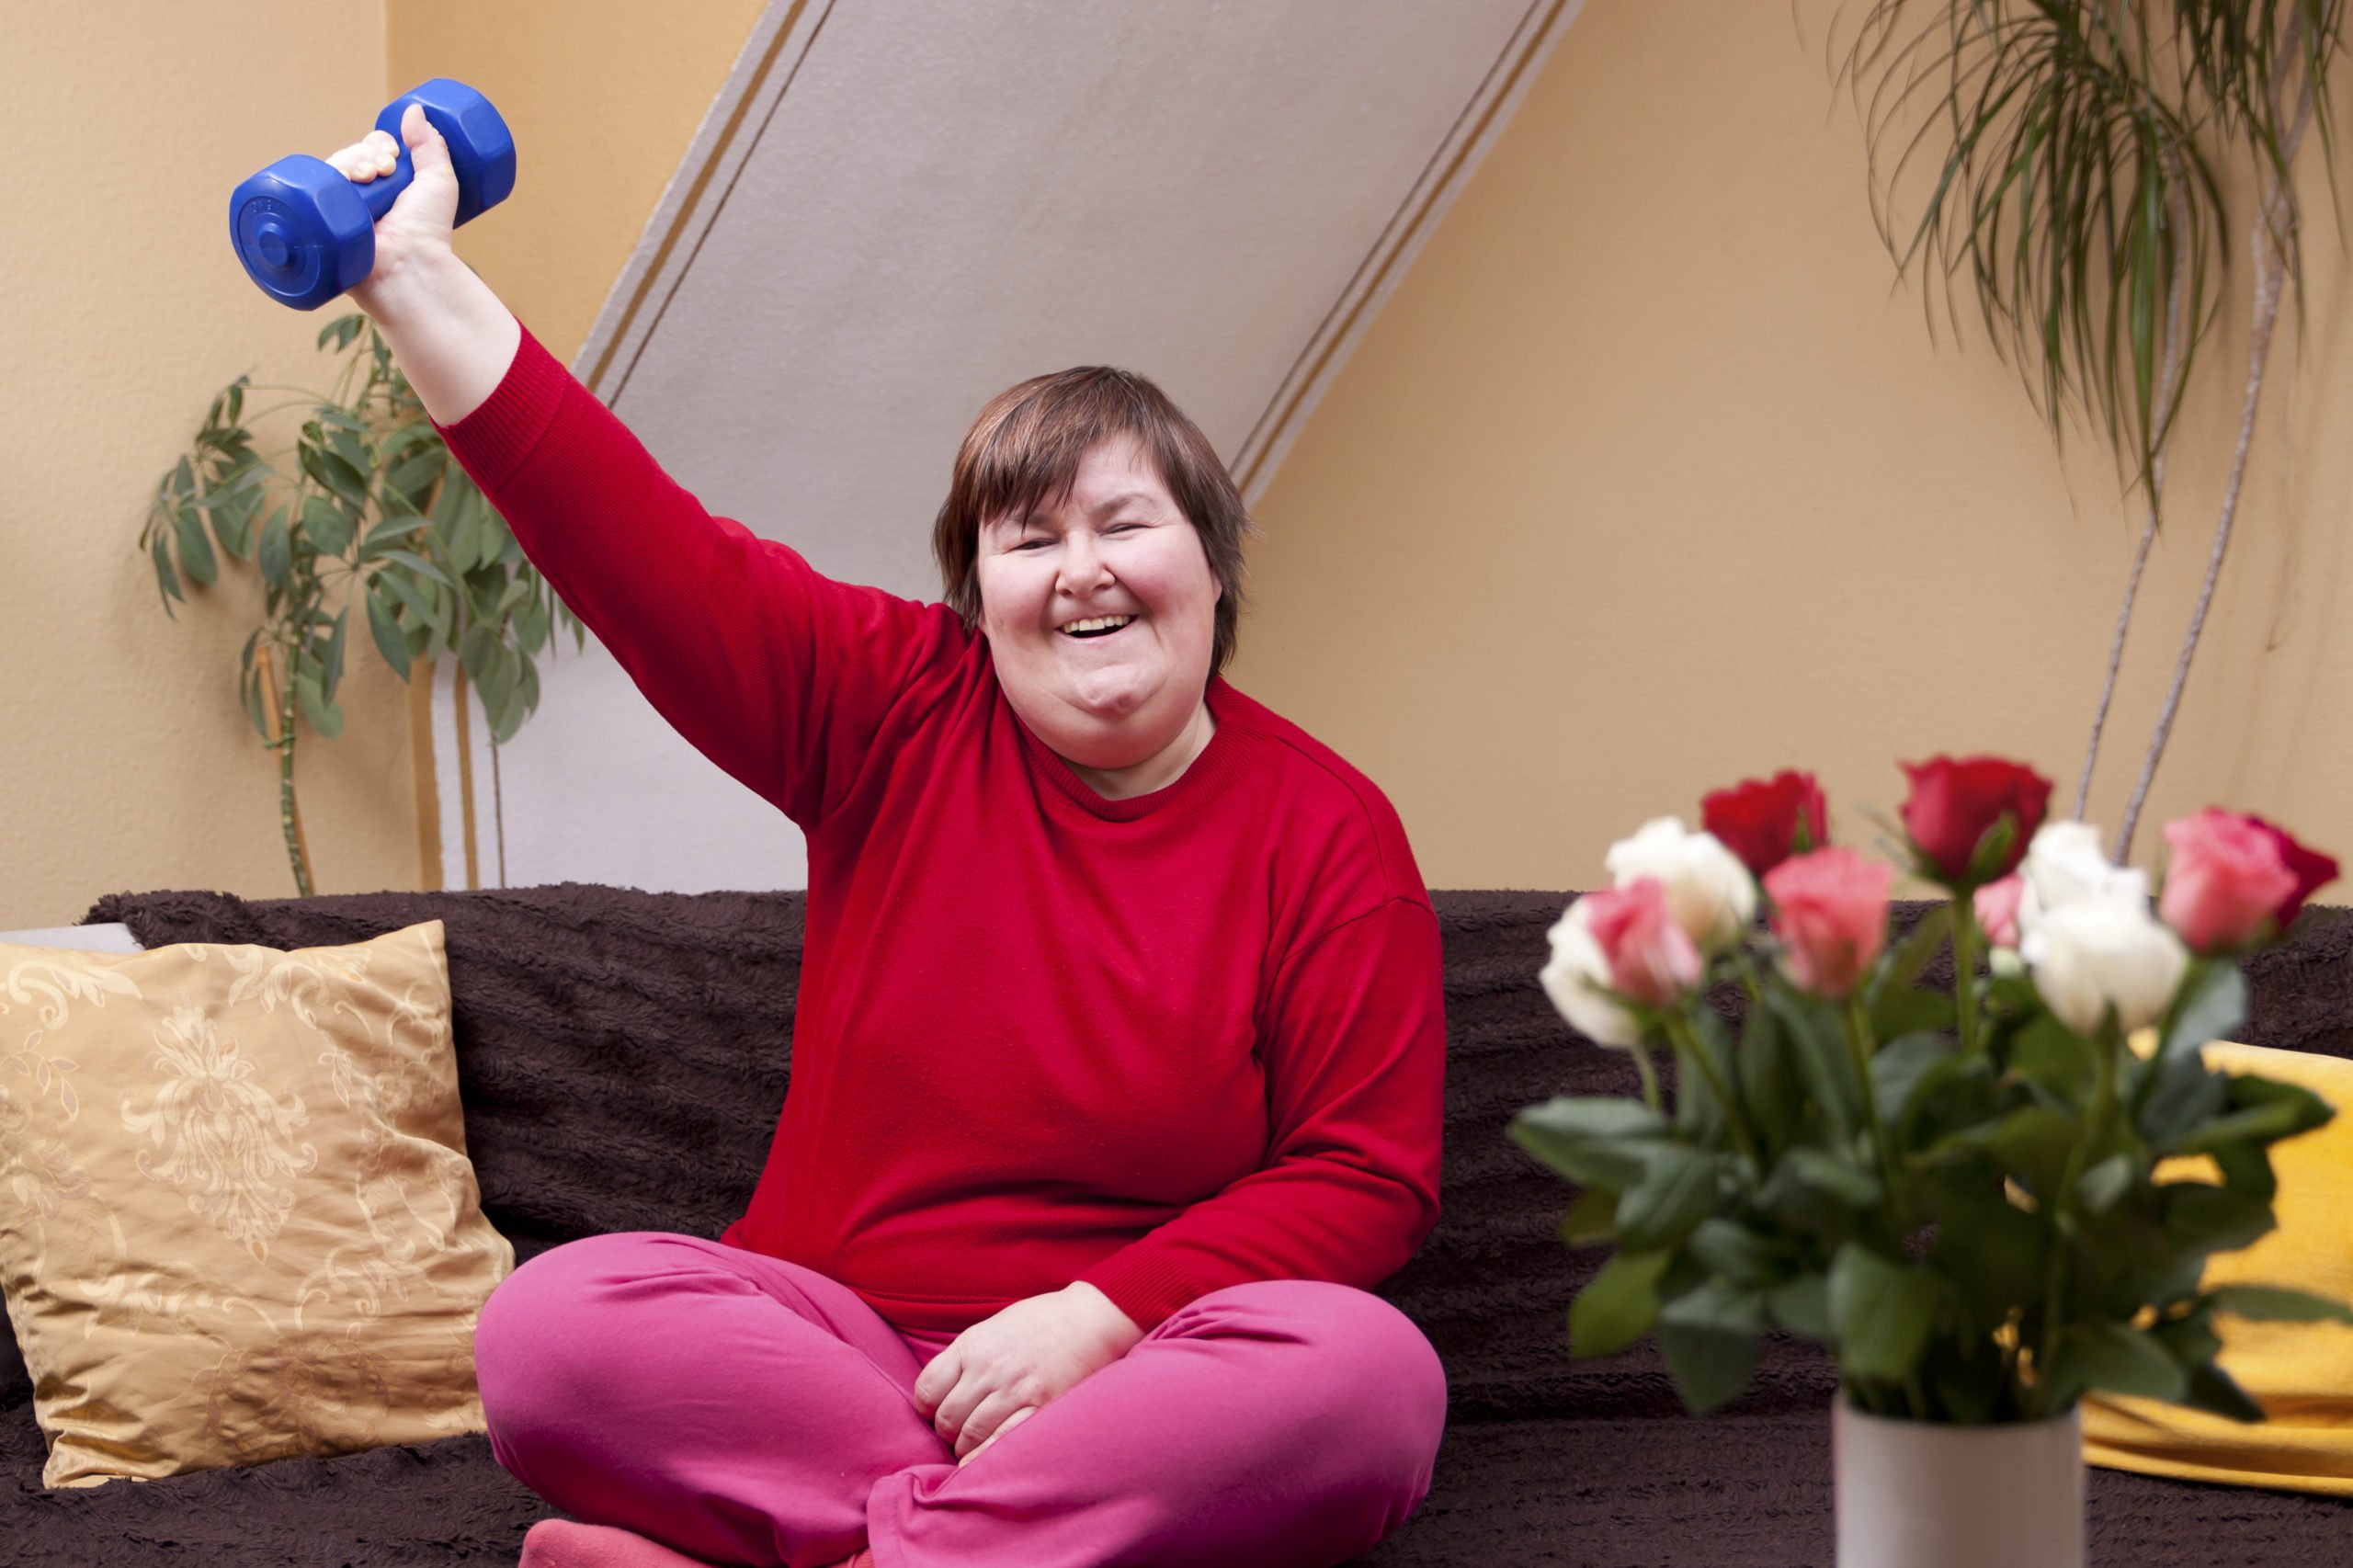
[1833,1399,2084,1568]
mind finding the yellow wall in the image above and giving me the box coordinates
[386,0,771,363]
[1233,0,2353,892]
[1,0,405,932]
[0,1,762,931]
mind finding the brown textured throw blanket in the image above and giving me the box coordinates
[6,884,2353,1565]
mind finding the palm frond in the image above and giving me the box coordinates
[1835,0,2343,509]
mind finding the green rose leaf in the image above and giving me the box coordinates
[2063,1322,2187,1404]
[2203,1285,2353,1324]
[1510,1098,1671,1190]
[1555,1185,1619,1248]
[1570,1250,1670,1359]
[1616,1145,1721,1252]
[1870,1030,1961,1134]
[1828,1243,1938,1383]
[1657,1279,1766,1415]
[2160,963,2247,1067]
[2179,1362,2265,1424]
[1767,1273,1833,1340]
[2160,1181,2277,1256]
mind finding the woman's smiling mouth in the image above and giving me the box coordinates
[1058,614,1136,640]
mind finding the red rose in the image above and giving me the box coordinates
[1700,770,1828,877]
[1898,756,2052,884]
[2245,813,2339,934]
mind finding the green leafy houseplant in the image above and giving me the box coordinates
[1512,759,2348,1424]
[140,314,583,895]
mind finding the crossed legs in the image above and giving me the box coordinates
[473,1233,1446,1568]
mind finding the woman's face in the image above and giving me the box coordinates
[975,435,1221,775]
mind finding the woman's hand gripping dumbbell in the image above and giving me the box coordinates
[230,78,512,313]
[232,84,524,426]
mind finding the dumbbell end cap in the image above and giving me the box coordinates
[230,157,375,310]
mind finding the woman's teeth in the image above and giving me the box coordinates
[1060,615,1134,638]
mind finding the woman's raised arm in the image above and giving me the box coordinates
[327,103,519,424]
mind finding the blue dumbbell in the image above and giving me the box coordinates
[230,79,516,311]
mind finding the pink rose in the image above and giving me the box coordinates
[1973,874,2025,950]
[2160,809,2299,954]
[1764,847,1895,1000]
[1582,878,1703,1006]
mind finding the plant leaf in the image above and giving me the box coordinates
[1828,1243,1938,1383]
[1657,1280,1766,1415]
[1616,1145,1721,1251]
[1556,1185,1619,1248]
[365,584,412,677]
[2203,1285,2353,1324]
[172,505,218,587]
[2062,1321,2187,1403]
[1569,1250,1669,1359]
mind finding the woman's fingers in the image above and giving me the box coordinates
[957,1404,1036,1467]
[325,129,402,183]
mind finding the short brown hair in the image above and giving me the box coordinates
[932,368,1254,679]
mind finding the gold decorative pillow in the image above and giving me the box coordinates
[0,920,513,1487]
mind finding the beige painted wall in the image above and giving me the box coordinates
[0,1,761,931]
[386,0,770,363]
[0,1,406,932]
[1233,0,2353,894]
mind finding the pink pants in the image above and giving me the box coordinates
[472,1233,1447,1568]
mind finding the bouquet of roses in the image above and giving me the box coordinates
[1510,756,2348,1424]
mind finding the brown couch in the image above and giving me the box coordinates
[9,884,2353,1565]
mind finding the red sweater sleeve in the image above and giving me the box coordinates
[435,325,961,829]
[1076,896,1447,1330]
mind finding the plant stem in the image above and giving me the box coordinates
[2032,1018,2122,1417]
[256,642,313,897]
[1665,1011,1760,1168]
[1950,897,1982,1055]
[1630,1042,1662,1114]
[2114,34,2316,862]
[1844,994,1904,1225]
[2076,164,2190,825]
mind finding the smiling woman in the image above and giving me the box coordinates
[950,392,1234,799]
[320,99,1449,1568]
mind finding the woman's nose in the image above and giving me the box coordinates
[1057,534,1110,593]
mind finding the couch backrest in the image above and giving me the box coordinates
[77,884,2353,1423]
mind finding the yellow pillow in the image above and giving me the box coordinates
[2083,1040,2353,1494]
[0,921,513,1487]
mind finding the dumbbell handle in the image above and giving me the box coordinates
[350,119,418,223]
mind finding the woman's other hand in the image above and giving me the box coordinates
[321,102,460,317]
[914,1282,1143,1465]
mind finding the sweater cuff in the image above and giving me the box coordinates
[434,323,567,490]
[1076,1247,1204,1335]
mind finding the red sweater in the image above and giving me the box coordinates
[439,328,1446,1335]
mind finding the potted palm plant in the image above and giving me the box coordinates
[141,313,582,895]
[1833,1,2346,858]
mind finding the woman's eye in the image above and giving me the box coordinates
[1012,539,1050,551]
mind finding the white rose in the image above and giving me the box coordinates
[1603,817,1756,954]
[2021,884,2188,1037]
[1540,896,1641,1050]
[2018,820,2138,939]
